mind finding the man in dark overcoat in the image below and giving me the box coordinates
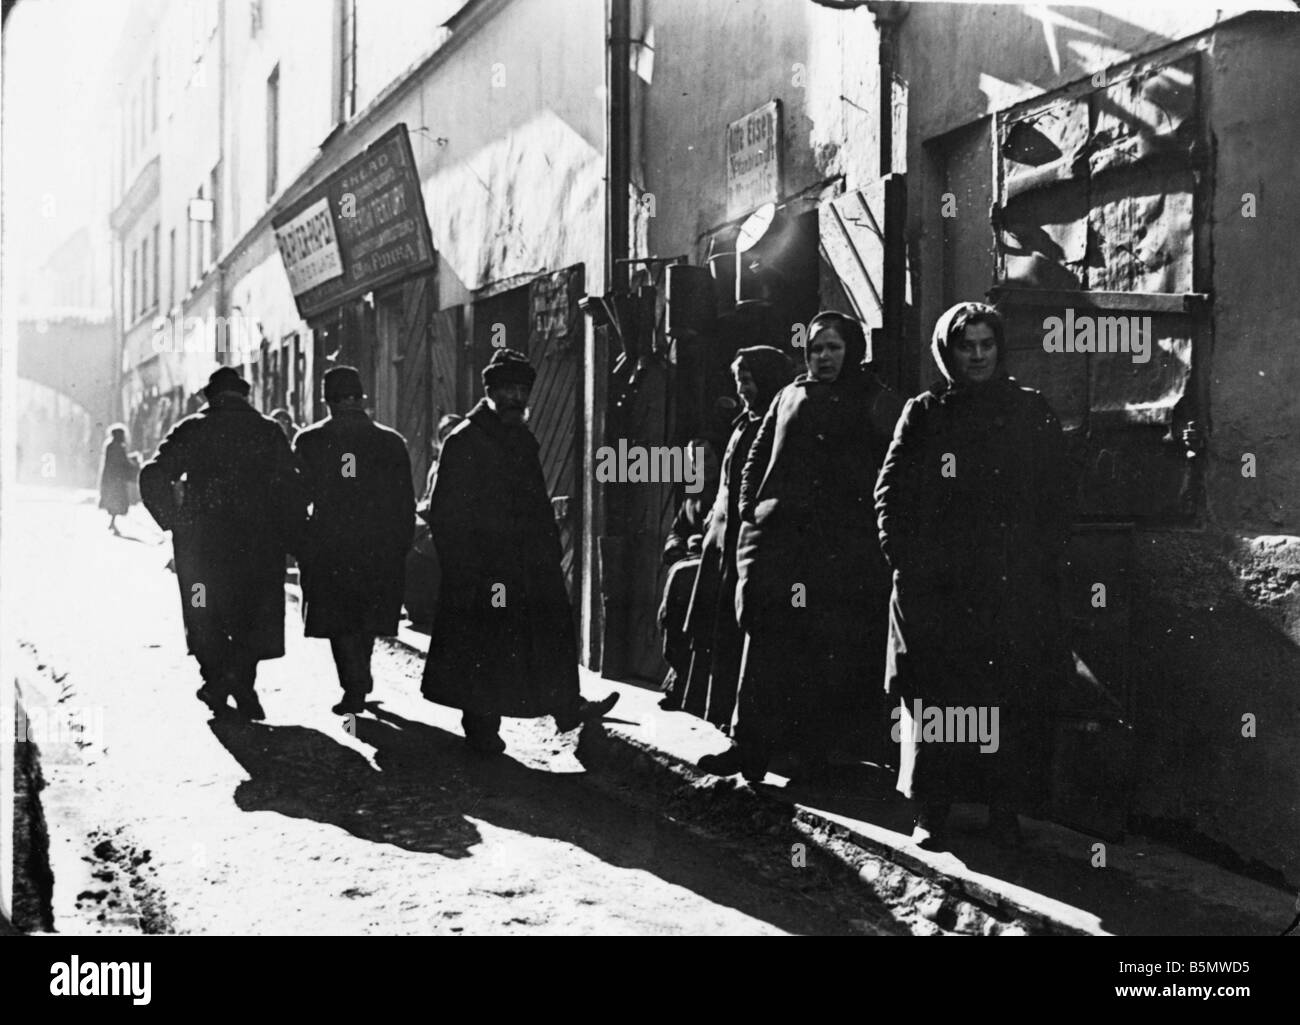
[139,367,306,719]
[293,366,414,714]
[420,348,617,755]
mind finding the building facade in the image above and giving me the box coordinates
[97,0,1300,886]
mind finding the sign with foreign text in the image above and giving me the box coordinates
[274,197,343,294]
[528,264,584,357]
[726,100,782,222]
[272,123,435,318]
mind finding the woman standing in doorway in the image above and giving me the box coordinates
[875,302,1073,848]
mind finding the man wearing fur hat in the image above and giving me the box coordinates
[139,366,306,719]
[420,347,617,755]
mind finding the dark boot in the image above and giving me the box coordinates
[228,663,265,720]
[912,801,952,850]
[555,692,619,734]
[698,744,768,784]
[463,713,505,756]
[332,692,367,715]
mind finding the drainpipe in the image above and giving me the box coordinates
[598,0,632,675]
[608,0,630,296]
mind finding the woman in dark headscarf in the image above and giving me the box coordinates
[98,424,133,533]
[670,346,796,725]
[698,314,903,782]
[874,302,1072,848]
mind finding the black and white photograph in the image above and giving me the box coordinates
[0,0,1295,987]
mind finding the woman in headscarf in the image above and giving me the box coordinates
[98,423,133,533]
[670,347,795,726]
[874,302,1073,848]
[699,314,903,782]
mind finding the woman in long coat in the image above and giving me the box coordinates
[98,424,133,532]
[699,313,902,782]
[675,346,795,728]
[874,302,1072,847]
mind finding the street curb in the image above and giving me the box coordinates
[382,622,1106,935]
[594,715,1108,937]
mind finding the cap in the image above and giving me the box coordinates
[323,365,365,403]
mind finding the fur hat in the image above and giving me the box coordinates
[481,348,537,389]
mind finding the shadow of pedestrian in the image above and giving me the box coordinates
[346,706,880,934]
[209,718,481,859]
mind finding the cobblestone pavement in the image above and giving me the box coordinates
[9,487,899,935]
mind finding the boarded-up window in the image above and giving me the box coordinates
[991,54,1207,522]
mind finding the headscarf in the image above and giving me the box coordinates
[732,345,796,413]
[802,311,869,385]
[931,301,1007,387]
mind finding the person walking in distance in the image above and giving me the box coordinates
[98,423,134,533]
[139,367,306,719]
[420,348,618,755]
[294,366,415,715]
[270,407,298,445]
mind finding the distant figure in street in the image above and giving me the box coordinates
[676,346,796,728]
[421,413,465,505]
[98,423,133,533]
[875,302,1072,849]
[420,348,618,755]
[294,367,415,715]
[270,407,298,445]
[139,367,306,719]
[699,312,903,784]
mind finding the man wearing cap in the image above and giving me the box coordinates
[139,366,306,719]
[420,347,618,755]
[293,366,414,714]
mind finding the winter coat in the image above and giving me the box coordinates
[419,398,580,718]
[98,438,133,516]
[875,368,1072,807]
[139,394,306,661]
[662,494,713,566]
[293,409,414,638]
[675,412,764,728]
[731,370,903,757]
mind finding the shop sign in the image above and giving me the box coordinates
[726,100,782,221]
[272,123,435,318]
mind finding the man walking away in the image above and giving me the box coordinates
[139,367,306,719]
[420,348,617,755]
[294,366,415,715]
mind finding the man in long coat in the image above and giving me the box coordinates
[294,366,414,715]
[139,367,306,719]
[421,348,617,755]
